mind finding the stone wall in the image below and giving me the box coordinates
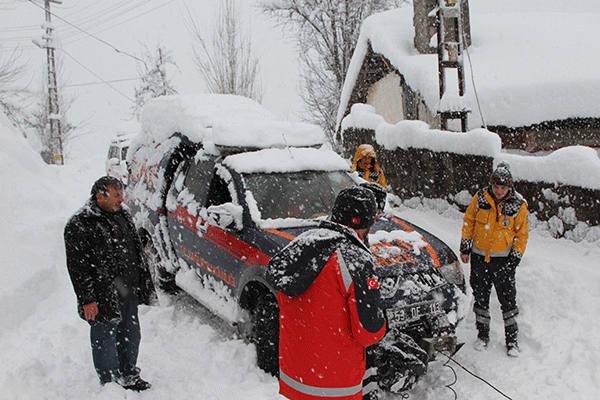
[341,127,600,231]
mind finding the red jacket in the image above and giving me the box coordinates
[269,221,387,400]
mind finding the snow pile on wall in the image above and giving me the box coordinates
[498,146,600,190]
[140,94,325,149]
[342,104,500,156]
[342,103,600,190]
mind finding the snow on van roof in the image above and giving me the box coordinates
[338,1,600,129]
[223,147,350,174]
[140,94,325,148]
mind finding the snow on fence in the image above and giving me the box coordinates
[340,109,600,240]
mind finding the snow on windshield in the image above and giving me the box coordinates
[223,147,350,174]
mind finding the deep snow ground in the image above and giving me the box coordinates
[0,129,599,400]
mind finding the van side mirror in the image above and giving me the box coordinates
[204,203,244,231]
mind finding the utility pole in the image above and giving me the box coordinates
[33,0,63,165]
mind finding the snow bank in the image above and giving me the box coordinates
[0,113,64,294]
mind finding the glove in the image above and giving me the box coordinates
[506,250,522,269]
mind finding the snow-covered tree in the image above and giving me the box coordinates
[28,74,79,164]
[187,0,263,102]
[132,44,178,120]
[261,0,403,144]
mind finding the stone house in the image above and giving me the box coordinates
[337,1,600,152]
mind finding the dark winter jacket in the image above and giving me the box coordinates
[269,220,386,400]
[64,198,156,324]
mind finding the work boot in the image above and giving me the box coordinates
[474,337,488,351]
[474,329,489,351]
[506,341,520,357]
[121,376,152,392]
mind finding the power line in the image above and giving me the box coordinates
[57,0,148,41]
[59,48,134,103]
[63,77,140,88]
[62,0,179,44]
[27,0,144,63]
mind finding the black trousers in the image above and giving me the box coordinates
[470,253,519,344]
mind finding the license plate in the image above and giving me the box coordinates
[386,301,442,327]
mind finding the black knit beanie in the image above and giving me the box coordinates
[331,186,377,230]
[490,162,514,187]
[360,182,387,211]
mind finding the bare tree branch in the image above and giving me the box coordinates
[187,0,263,102]
[260,0,403,145]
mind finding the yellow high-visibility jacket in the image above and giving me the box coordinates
[351,144,387,189]
[461,187,529,262]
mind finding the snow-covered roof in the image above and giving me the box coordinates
[338,1,600,129]
[140,94,325,149]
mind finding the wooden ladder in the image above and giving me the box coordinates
[437,0,469,131]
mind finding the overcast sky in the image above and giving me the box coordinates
[0,0,303,142]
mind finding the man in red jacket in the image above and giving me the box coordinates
[269,186,387,400]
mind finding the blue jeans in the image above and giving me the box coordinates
[89,296,141,384]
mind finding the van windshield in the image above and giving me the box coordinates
[242,171,356,220]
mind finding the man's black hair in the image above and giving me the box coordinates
[91,176,123,197]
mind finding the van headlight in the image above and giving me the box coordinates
[437,260,466,292]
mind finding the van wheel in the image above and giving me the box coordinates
[250,293,280,376]
[143,236,179,294]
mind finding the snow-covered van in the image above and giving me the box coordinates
[106,135,133,184]
[105,121,141,185]
[125,94,468,394]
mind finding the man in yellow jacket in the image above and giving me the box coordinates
[460,162,528,357]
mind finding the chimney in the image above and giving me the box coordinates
[413,0,471,54]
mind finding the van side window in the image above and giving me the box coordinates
[206,175,232,207]
[108,146,119,159]
[183,159,214,205]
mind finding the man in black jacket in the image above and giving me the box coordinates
[64,176,156,391]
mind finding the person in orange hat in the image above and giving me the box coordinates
[351,144,387,190]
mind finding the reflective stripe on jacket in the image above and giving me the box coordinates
[461,187,529,262]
